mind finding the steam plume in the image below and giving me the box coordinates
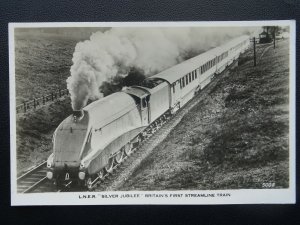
[67,27,257,110]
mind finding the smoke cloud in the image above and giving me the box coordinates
[67,27,257,110]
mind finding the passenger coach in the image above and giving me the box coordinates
[150,35,250,113]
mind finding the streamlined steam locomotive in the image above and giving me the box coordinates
[46,35,250,188]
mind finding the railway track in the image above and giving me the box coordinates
[17,161,73,193]
[17,59,239,193]
[17,161,49,193]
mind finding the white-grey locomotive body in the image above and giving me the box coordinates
[46,35,250,188]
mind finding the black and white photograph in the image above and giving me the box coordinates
[9,21,295,205]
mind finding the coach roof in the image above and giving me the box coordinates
[150,35,249,84]
[150,49,216,84]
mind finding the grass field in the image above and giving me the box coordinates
[121,39,290,190]
[14,33,77,104]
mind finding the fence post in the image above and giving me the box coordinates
[273,29,276,49]
[253,37,256,67]
[51,93,54,101]
[23,102,26,113]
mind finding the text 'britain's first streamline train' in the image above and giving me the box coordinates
[46,35,250,188]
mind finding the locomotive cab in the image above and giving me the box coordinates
[123,86,151,126]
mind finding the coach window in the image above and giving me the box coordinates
[179,79,182,89]
[185,75,188,85]
[195,70,197,78]
[182,77,185,87]
[192,71,194,80]
[189,73,191,82]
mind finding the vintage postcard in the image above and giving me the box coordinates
[9,21,295,205]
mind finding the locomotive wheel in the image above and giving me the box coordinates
[114,149,124,164]
[105,157,114,173]
[97,169,104,179]
[124,142,133,156]
[86,177,93,190]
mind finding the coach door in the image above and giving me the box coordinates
[141,96,150,126]
[171,80,181,105]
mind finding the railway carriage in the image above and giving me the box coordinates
[46,35,250,188]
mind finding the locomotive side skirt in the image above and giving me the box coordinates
[86,127,146,174]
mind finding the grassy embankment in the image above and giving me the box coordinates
[121,40,290,190]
